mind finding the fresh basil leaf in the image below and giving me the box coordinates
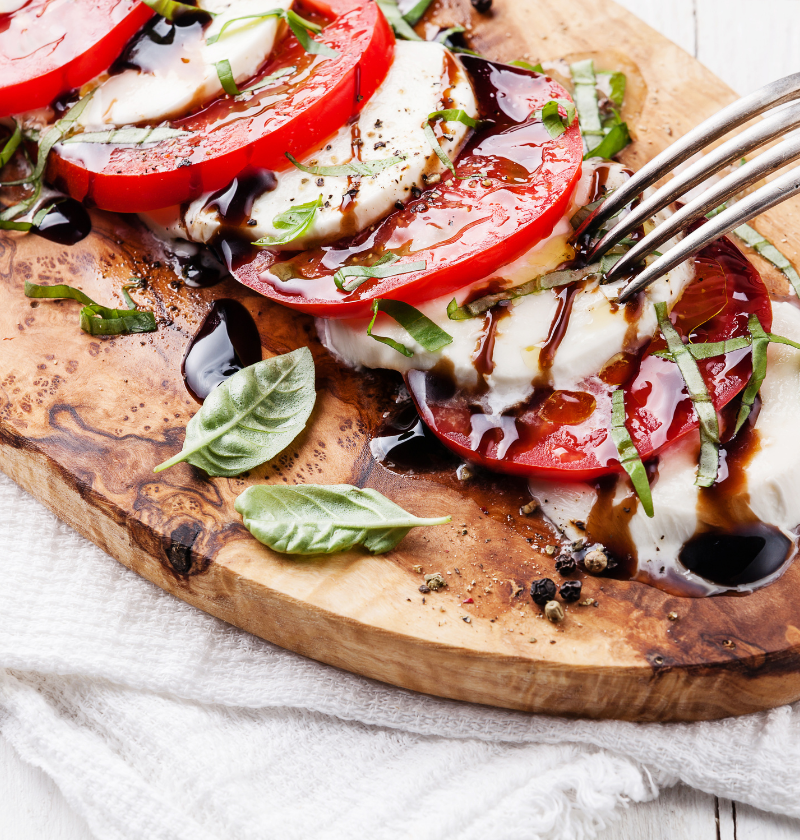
[585,121,631,161]
[376,0,421,40]
[286,151,405,179]
[652,335,753,361]
[422,109,484,178]
[215,58,241,96]
[570,58,604,150]
[435,25,465,45]
[734,314,770,434]
[155,346,316,476]
[63,126,191,145]
[286,8,338,58]
[402,0,435,26]
[0,219,32,231]
[235,483,450,555]
[0,121,21,168]
[34,89,95,183]
[655,301,719,487]
[240,65,296,95]
[368,298,452,357]
[24,279,157,335]
[142,0,214,20]
[206,8,301,44]
[733,223,800,297]
[509,60,545,73]
[611,388,653,517]
[0,179,41,222]
[538,99,577,139]
[597,70,627,107]
[446,264,597,320]
[254,196,322,247]
[333,253,425,293]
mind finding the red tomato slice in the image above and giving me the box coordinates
[48,0,394,212]
[407,236,772,481]
[0,0,153,118]
[231,57,584,319]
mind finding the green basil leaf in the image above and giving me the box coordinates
[585,121,631,161]
[611,388,653,517]
[652,335,753,361]
[421,108,484,178]
[0,179,41,222]
[155,346,316,476]
[422,122,456,178]
[0,120,21,168]
[63,126,191,146]
[655,301,719,487]
[435,25,465,45]
[509,60,544,73]
[597,70,627,107]
[206,8,298,44]
[286,150,405,179]
[538,99,576,139]
[368,298,452,357]
[376,0,421,40]
[24,280,158,335]
[402,0,435,26]
[215,58,241,96]
[734,314,770,434]
[570,58,603,149]
[733,223,800,297]
[142,0,214,20]
[0,219,32,231]
[235,483,450,554]
[33,89,96,182]
[333,253,425,293]
[286,8,338,58]
[239,65,296,95]
[254,196,322,247]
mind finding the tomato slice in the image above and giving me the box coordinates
[230,57,584,319]
[48,0,394,212]
[407,236,772,481]
[0,0,153,118]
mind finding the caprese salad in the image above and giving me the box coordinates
[3,0,800,601]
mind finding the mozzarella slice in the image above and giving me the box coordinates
[321,161,694,414]
[78,0,291,127]
[173,41,477,249]
[531,301,800,594]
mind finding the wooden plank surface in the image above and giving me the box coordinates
[4,1,800,838]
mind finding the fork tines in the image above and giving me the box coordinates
[575,71,800,301]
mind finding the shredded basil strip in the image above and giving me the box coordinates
[142,0,211,20]
[0,179,41,223]
[402,0,435,25]
[446,264,599,320]
[570,59,604,150]
[376,0,421,40]
[538,99,577,139]
[435,25,464,45]
[509,60,545,73]
[286,151,405,179]
[597,70,626,107]
[422,109,484,178]
[0,121,21,168]
[207,8,316,44]
[63,126,191,146]
[734,314,770,435]
[24,279,157,336]
[215,59,242,96]
[655,301,719,487]
[733,223,800,297]
[254,196,322,247]
[652,335,753,361]
[368,298,452,357]
[333,253,425,293]
[586,121,631,161]
[611,388,654,517]
[0,219,32,231]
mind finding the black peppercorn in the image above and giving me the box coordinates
[555,553,577,575]
[531,578,557,606]
[559,580,582,602]
[471,0,492,12]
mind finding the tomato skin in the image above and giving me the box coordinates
[408,236,772,481]
[48,0,394,212]
[233,59,585,319]
[0,0,153,118]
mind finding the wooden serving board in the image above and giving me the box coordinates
[4,0,800,722]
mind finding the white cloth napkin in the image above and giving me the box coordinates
[1,471,799,840]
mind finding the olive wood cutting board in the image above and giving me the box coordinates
[3,0,800,722]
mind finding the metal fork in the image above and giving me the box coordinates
[576,72,800,302]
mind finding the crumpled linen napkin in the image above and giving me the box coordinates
[1,471,799,840]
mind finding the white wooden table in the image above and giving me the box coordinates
[3,2,800,838]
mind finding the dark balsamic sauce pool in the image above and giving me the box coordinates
[33,198,91,245]
[182,299,262,402]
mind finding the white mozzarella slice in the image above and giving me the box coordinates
[321,161,694,415]
[531,301,800,594]
[79,0,291,127]
[176,40,477,249]
[0,0,28,12]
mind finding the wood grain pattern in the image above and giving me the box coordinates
[3,0,800,722]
